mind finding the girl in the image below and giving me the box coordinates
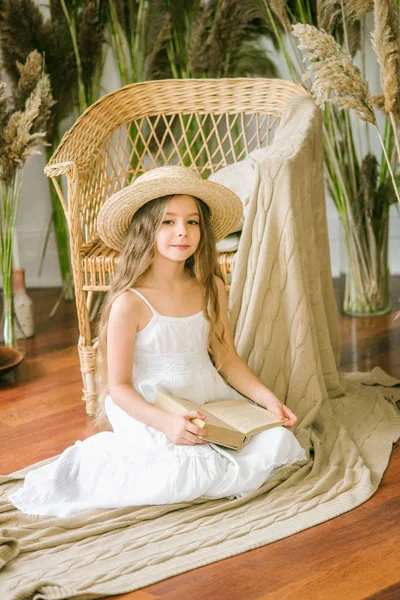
[10,166,306,517]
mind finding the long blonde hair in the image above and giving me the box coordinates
[95,194,229,429]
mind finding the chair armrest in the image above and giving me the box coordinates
[44,161,76,179]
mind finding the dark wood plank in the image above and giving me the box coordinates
[364,582,400,600]
[1,280,399,600]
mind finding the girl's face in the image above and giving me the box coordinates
[156,195,201,262]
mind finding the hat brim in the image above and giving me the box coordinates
[97,176,243,251]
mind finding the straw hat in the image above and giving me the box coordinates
[97,166,243,251]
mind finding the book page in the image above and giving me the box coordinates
[205,400,286,434]
[155,393,237,431]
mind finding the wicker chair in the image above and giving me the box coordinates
[45,78,308,415]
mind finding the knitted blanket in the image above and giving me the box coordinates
[1,96,400,600]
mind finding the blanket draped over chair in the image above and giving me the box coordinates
[1,96,399,600]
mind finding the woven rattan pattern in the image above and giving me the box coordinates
[45,78,309,413]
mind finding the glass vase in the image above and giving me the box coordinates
[1,172,23,347]
[340,216,391,317]
[13,268,35,338]
[2,271,16,347]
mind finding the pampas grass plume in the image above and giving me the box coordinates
[0,51,55,185]
[371,0,400,118]
[12,49,42,111]
[346,0,374,23]
[318,0,373,31]
[293,23,376,125]
[268,0,291,33]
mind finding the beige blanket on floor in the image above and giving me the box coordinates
[1,96,400,600]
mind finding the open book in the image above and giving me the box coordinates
[155,391,288,451]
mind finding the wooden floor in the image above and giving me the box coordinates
[1,278,399,600]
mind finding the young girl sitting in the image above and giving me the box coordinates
[10,166,306,517]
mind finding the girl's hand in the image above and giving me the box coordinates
[162,411,210,445]
[260,394,299,428]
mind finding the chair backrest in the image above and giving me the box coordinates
[46,78,308,245]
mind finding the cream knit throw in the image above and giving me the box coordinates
[1,96,399,600]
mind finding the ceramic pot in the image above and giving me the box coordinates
[12,269,35,338]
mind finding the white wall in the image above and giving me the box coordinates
[6,9,400,287]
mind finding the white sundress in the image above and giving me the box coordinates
[10,288,307,518]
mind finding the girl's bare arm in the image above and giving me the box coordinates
[210,276,298,427]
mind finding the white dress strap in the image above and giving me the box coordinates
[128,288,158,315]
